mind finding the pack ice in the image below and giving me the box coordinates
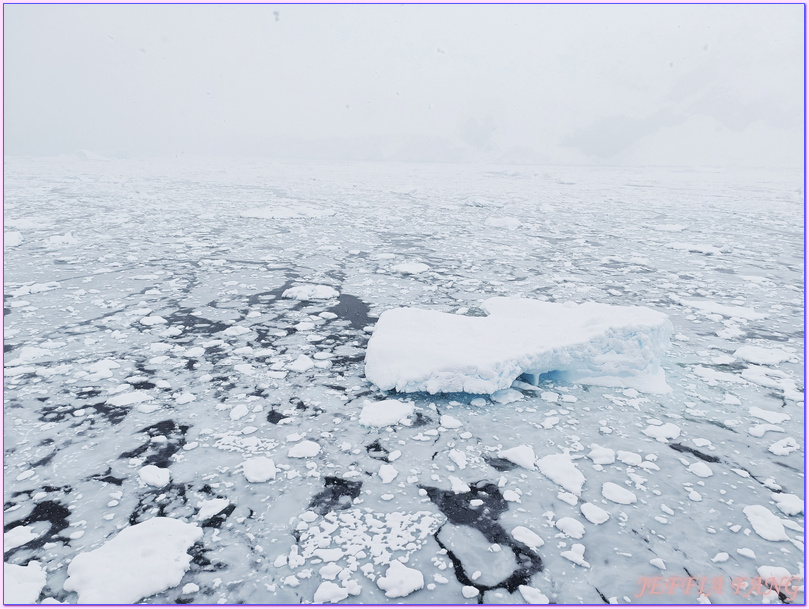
[365,297,672,395]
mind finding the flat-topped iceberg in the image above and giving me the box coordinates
[364,298,673,395]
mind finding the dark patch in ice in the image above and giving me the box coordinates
[291,398,308,411]
[119,420,188,468]
[308,477,362,515]
[4,500,71,556]
[595,587,610,603]
[484,456,518,472]
[411,412,433,427]
[669,443,721,463]
[422,482,543,596]
[267,410,289,424]
[683,416,737,433]
[187,542,226,571]
[30,452,57,467]
[128,482,190,525]
[366,440,390,461]
[774,461,802,473]
[328,294,374,330]
[91,402,129,426]
[201,503,236,529]
[130,380,156,390]
[4,343,16,353]
[162,307,233,337]
[745,331,790,343]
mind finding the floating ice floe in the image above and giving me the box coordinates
[139,465,171,488]
[364,298,672,395]
[4,561,46,603]
[282,285,340,301]
[519,585,549,604]
[376,560,424,598]
[734,345,795,365]
[62,517,203,603]
[392,262,429,274]
[742,505,789,541]
[359,399,414,427]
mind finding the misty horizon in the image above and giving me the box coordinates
[3,4,804,167]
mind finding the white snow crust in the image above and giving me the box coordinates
[365,297,672,395]
[62,517,203,603]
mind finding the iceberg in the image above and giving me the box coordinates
[364,298,672,395]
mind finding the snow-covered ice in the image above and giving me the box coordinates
[62,517,203,603]
[365,297,672,394]
[3,159,803,605]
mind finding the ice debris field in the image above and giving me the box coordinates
[3,158,805,604]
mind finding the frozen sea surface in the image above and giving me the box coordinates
[3,158,805,604]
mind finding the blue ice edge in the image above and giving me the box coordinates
[364,297,674,395]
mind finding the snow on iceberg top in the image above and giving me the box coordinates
[364,297,673,395]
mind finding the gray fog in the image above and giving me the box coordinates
[3,4,803,167]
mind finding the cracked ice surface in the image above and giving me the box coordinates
[3,159,804,605]
[365,298,673,395]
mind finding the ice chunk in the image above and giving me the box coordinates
[768,437,799,456]
[359,399,414,427]
[555,517,585,539]
[580,503,610,525]
[749,407,790,424]
[772,493,803,516]
[518,585,549,604]
[742,505,789,541]
[4,525,41,551]
[106,391,152,407]
[449,476,470,494]
[313,581,349,604]
[139,465,171,488]
[288,440,321,458]
[642,422,680,442]
[490,389,524,404]
[5,561,46,603]
[376,560,424,598]
[242,457,277,482]
[392,262,429,274]
[379,464,399,484]
[365,298,672,395]
[560,543,590,568]
[601,482,637,505]
[62,517,203,603]
[197,498,230,520]
[536,453,585,496]
[498,445,536,470]
[676,297,766,320]
[288,355,315,372]
[688,462,713,478]
[587,445,615,465]
[734,346,794,365]
[282,285,339,301]
[510,526,544,549]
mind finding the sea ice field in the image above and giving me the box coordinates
[3,158,805,604]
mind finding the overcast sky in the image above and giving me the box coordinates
[4,4,804,166]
